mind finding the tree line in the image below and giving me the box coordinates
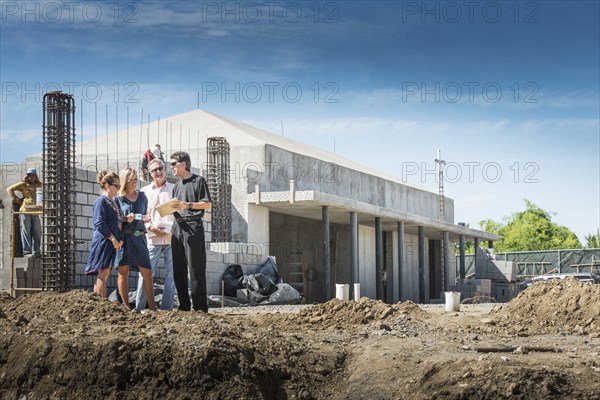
[457,199,599,253]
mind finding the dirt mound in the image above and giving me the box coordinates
[0,290,346,399]
[293,298,428,329]
[493,278,600,335]
[1,289,130,327]
[413,360,575,399]
[2,289,600,399]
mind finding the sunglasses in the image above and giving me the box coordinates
[170,161,180,167]
[150,167,164,173]
[110,183,121,189]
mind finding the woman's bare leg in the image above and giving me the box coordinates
[94,268,110,298]
[118,266,130,309]
[139,268,156,311]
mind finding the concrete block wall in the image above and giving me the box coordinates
[74,169,99,290]
[474,247,517,282]
[449,278,493,300]
[449,277,521,303]
[491,282,520,303]
[13,257,42,297]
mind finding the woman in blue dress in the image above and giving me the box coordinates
[84,171,124,298]
[115,167,156,311]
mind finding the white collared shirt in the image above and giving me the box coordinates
[141,180,175,245]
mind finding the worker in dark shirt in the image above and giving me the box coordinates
[169,151,212,312]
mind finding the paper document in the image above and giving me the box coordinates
[156,197,179,217]
[147,220,173,238]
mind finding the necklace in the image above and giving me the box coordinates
[104,196,123,231]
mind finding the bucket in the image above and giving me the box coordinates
[353,283,361,301]
[444,291,460,312]
[335,284,349,300]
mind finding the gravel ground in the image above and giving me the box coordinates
[208,301,504,315]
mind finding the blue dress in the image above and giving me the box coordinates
[115,192,151,271]
[85,196,124,275]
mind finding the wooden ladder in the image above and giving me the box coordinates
[287,261,308,300]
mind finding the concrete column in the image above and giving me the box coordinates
[474,237,480,274]
[459,234,466,279]
[375,217,383,300]
[350,212,358,286]
[443,231,449,291]
[396,221,404,302]
[418,226,425,303]
[247,204,269,255]
[322,206,330,301]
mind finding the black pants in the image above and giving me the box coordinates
[171,219,208,312]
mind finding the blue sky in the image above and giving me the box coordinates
[1,0,599,242]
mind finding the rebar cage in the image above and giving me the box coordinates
[206,137,231,242]
[42,92,76,291]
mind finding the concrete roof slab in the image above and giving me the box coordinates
[248,190,498,242]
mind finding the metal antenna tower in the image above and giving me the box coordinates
[206,137,232,242]
[435,149,446,222]
[42,92,76,291]
[435,149,446,292]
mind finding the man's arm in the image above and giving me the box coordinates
[139,156,149,182]
[6,182,23,204]
[187,201,211,210]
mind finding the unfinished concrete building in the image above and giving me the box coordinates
[0,109,498,303]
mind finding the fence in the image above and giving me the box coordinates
[459,248,600,278]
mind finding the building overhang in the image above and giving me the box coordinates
[248,190,498,242]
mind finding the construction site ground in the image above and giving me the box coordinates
[1,277,599,400]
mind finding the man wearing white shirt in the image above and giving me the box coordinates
[135,159,176,311]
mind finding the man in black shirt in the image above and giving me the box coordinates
[169,151,212,312]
